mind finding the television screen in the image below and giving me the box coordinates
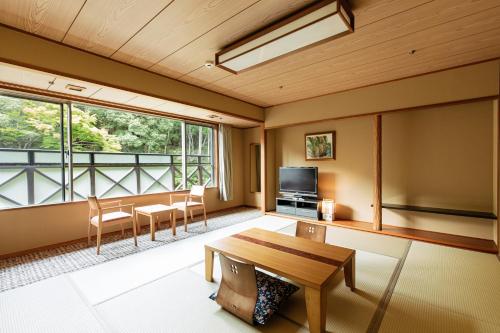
[279,167,318,196]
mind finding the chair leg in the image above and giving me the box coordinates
[190,210,194,222]
[96,227,102,255]
[132,219,137,247]
[203,206,207,227]
[87,222,92,246]
[120,223,125,238]
[184,210,188,232]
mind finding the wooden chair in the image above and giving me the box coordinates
[170,185,207,232]
[87,196,137,255]
[295,220,326,243]
[216,254,258,324]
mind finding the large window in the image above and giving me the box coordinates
[0,94,214,209]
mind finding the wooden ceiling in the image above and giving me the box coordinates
[1,0,499,108]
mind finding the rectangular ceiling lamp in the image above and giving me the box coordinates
[215,0,354,74]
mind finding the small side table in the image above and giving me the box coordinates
[135,204,177,241]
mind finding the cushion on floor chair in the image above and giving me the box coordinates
[209,254,298,325]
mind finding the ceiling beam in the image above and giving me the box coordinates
[0,24,264,122]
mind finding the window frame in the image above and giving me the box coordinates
[0,90,218,211]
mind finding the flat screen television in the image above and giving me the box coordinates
[279,167,318,197]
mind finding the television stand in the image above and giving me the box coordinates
[276,196,320,220]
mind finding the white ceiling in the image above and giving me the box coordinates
[0,62,260,128]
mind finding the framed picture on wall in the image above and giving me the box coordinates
[305,131,336,160]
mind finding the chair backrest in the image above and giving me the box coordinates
[295,221,327,243]
[87,196,100,211]
[190,185,205,197]
[216,254,258,324]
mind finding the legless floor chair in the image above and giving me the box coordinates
[170,185,207,232]
[87,196,137,255]
[295,220,327,243]
[212,254,299,325]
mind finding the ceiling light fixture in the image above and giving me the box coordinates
[204,61,214,69]
[215,0,354,74]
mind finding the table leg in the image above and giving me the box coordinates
[344,252,356,291]
[132,214,137,246]
[150,215,155,241]
[184,210,188,232]
[136,211,141,235]
[172,211,176,236]
[205,247,214,282]
[305,286,327,333]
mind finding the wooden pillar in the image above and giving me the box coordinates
[373,114,382,231]
[497,96,500,254]
[260,124,267,213]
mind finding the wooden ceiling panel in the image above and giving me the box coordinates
[111,0,257,69]
[1,0,500,107]
[204,0,500,97]
[251,29,500,105]
[151,0,315,79]
[0,0,85,41]
[175,0,427,88]
[62,0,171,57]
[225,5,500,104]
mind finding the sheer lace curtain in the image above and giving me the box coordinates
[218,124,233,201]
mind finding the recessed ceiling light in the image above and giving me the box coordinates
[65,84,86,92]
[204,61,214,69]
[215,0,354,74]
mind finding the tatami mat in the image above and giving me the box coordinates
[69,215,295,305]
[379,241,500,332]
[0,276,107,333]
[278,222,410,258]
[279,251,399,333]
[190,250,399,333]
[96,269,307,333]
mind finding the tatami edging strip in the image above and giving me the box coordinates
[366,240,413,333]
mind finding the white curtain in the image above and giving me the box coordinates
[218,124,233,201]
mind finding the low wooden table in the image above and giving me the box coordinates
[205,228,355,333]
[134,204,177,241]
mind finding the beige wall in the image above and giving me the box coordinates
[0,25,264,121]
[382,102,494,239]
[272,102,496,240]
[0,129,244,256]
[275,117,373,222]
[266,60,500,129]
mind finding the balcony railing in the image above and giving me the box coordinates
[0,148,213,209]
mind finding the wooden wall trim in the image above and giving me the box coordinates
[260,124,267,213]
[373,114,382,231]
[264,95,500,130]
